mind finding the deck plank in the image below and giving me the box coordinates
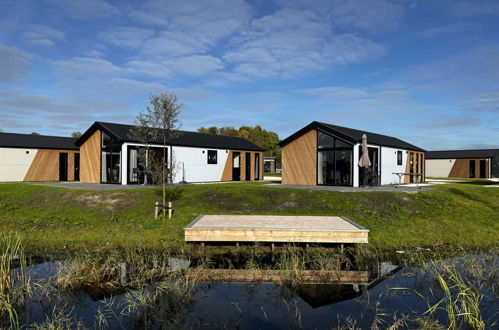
[184,215,369,244]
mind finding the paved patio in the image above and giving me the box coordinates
[263,183,435,192]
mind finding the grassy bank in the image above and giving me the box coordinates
[0,181,497,252]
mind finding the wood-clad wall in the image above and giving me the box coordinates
[221,150,263,182]
[403,150,425,184]
[80,130,101,183]
[449,158,489,178]
[282,129,317,185]
[23,149,78,182]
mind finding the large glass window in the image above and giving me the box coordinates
[317,131,353,186]
[101,132,121,183]
[318,131,334,149]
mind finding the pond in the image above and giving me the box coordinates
[2,251,498,329]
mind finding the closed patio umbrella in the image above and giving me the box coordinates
[358,134,371,186]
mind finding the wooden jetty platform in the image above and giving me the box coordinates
[184,215,369,245]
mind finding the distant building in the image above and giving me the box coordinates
[264,156,276,174]
[0,121,265,184]
[279,121,425,187]
[0,132,79,182]
[425,149,499,178]
[75,122,265,184]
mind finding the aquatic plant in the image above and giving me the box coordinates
[0,233,29,329]
[0,233,26,292]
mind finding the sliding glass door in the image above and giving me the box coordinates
[101,132,121,183]
[317,131,353,186]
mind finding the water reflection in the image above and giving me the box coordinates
[2,253,497,329]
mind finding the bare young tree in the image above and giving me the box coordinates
[130,92,182,219]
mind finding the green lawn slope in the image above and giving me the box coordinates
[0,181,497,252]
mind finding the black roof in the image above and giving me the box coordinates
[0,132,79,150]
[279,121,424,151]
[76,122,265,151]
[426,149,499,159]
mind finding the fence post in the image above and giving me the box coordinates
[154,201,159,219]
[168,201,173,219]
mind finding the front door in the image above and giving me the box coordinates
[255,153,260,180]
[74,153,80,181]
[59,153,68,181]
[469,160,476,178]
[479,160,486,178]
[232,152,241,181]
[245,152,251,181]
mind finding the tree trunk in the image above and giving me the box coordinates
[163,135,166,220]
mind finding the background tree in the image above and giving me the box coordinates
[197,125,281,167]
[71,131,82,138]
[130,92,182,219]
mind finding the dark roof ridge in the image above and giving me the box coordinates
[315,121,402,141]
[429,148,499,152]
[76,121,265,151]
[95,121,253,141]
[279,121,424,151]
[0,131,75,139]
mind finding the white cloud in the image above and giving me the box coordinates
[21,24,65,47]
[413,22,479,39]
[223,9,386,78]
[279,0,405,32]
[126,60,173,80]
[0,44,32,82]
[298,87,369,99]
[128,0,251,60]
[448,0,499,17]
[98,27,154,49]
[165,55,224,76]
[458,88,499,113]
[53,57,123,77]
[47,0,119,19]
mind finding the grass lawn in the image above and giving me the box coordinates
[0,181,497,253]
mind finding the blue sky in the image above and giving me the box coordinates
[1,0,498,150]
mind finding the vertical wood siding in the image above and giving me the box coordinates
[282,129,317,185]
[23,149,78,182]
[80,130,101,183]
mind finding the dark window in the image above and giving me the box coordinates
[397,151,402,165]
[469,160,475,178]
[335,138,351,148]
[318,131,334,149]
[207,150,217,164]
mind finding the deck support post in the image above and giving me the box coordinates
[340,243,344,253]
[154,202,159,219]
[305,243,310,251]
[200,242,205,251]
[236,242,240,248]
[271,243,275,253]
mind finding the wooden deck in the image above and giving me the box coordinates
[184,215,369,244]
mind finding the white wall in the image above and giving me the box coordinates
[0,147,38,182]
[172,146,229,183]
[353,143,360,187]
[425,159,455,178]
[380,147,407,185]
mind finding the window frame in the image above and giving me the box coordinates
[207,150,218,164]
[397,150,403,166]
